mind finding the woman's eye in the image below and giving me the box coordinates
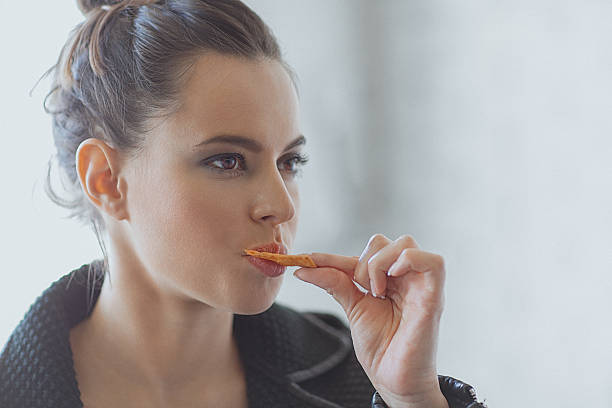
[201,154,246,174]
[281,158,298,172]
[201,152,308,177]
[279,153,309,174]
[213,156,239,170]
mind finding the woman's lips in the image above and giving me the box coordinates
[245,242,288,277]
[248,242,287,255]
[246,256,286,277]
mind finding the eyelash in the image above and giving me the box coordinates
[201,152,310,178]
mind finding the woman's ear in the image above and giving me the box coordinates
[75,137,129,221]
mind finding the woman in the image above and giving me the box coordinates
[0,1,486,407]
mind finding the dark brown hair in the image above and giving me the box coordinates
[42,0,292,286]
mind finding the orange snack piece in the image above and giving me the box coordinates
[244,249,317,268]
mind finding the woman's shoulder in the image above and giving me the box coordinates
[0,261,102,408]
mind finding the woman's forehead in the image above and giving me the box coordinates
[172,54,299,139]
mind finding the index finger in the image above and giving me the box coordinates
[309,253,359,276]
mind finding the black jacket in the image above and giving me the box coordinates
[0,260,486,407]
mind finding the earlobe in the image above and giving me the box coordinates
[75,138,129,221]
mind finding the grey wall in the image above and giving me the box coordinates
[250,1,612,406]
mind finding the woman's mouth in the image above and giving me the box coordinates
[246,256,286,277]
[244,242,287,277]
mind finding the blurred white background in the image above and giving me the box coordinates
[2,1,612,406]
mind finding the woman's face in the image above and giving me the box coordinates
[121,54,304,314]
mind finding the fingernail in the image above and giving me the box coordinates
[370,279,378,297]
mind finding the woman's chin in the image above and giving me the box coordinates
[232,302,275,315]
[226,272,284,314]
[230,291,279,315]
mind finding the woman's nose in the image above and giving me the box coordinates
[249,166,296,225]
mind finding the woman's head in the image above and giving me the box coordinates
[45,0,306,313]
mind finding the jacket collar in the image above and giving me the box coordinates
[233,297,354,407]
[2,260,354,408]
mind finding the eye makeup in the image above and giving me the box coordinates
[200,151,309,178]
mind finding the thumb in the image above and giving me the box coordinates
[294,267,363,317]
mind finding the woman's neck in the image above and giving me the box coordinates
[70,249,245,402]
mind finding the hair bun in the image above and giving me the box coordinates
[77,0,113,15]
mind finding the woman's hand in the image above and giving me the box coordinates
[294,234,449,408]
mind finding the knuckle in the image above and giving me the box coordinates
[368,233,389,246]
[395,234,417,247]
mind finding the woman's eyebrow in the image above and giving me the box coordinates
[192,134,306,152]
